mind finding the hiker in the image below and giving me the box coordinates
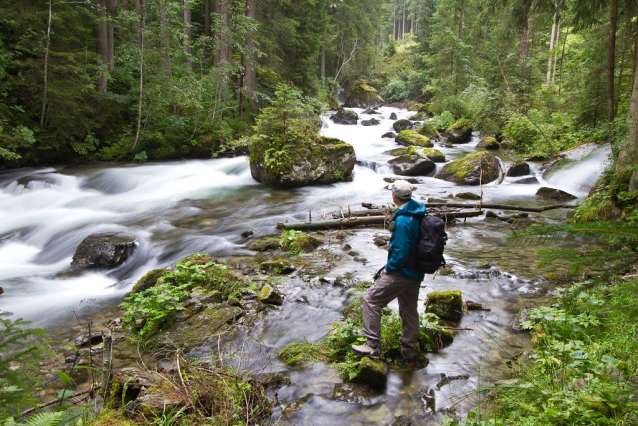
[351,179,427,366]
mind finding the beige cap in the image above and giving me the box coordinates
[390,180,413,200]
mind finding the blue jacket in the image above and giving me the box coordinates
[386,199,428,282]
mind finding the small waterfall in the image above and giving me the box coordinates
[543,144,611,197]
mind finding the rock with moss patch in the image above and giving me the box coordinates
[250,136,356,188]
[408,112,428,121]
[329,108,359,125]
[351,357,388,390]
[361,118,381,126]
[248,236,281,252]
[443,119,473,144]
[393,119,414,133]
[436,152,500,185]
[425,290,464,321]
[536,187,577,201]
[389,155,435,177]
[258,284,283,305]
[131,268,170,293]
[455,192,481,200]
[395,131,433,148]
[327,95,340,110]
[260,259,295,274]
[420,148,446,163]
[477,136,500,150]
[382,132,396,139]
[345,80,384,108]
[390,112,398,120]
[71,234,137,270]
[507,161,530,177]
[288,234,323,253]
[363,108,379,114]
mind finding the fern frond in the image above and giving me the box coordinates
[19,412,63,426]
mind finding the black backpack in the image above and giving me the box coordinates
[406,215,447,274]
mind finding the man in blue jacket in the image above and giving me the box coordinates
[351,179,427,365]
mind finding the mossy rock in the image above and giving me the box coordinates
[258,284,283,305]
[544,272,572,284]
[330,108,359,125]
[389,112,398,120]
[436,151,500,185]
[131,268,170,293]
[344,80,384,108]
[248,236,281,252]
[477,136,500,150]
[361,118,381,126]
[507,160,531,177]
[393,119,414,133]
[396,130,433,148]
[408,103,427,112]
[249,135,356,188]
[456,192,481,200]
[443,119,473,144]
[408,112,428,121]
[389,154,435,177]
[425,290,464,321]
[362,108,380,114]
[351,357,388,390]
[417,122,439,139]
[260,259,295,274]
[385,147,410,156]
[382,132,396,139]
[420,148,446,163]
[287,234,323,253]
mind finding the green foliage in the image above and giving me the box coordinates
[0,313,47,422]
[120,254,246,338]
[431,111,455,132]
[5,412,64,426]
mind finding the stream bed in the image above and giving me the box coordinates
[0,106,610,424]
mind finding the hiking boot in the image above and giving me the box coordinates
[403,355,427,369]
[350,343,381,359]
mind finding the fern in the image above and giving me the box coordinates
[5,412,63,426]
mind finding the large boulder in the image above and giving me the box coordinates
[420,148,446,163]
[425,290,464,321]
[71,234,137,269]
[395,131,433,148]
[436,151,500,185]
[250,136,356,188]
[329,108,358,125]
[361,118,380,126]
[389,154,435,177]
[344,80,384,108]
[443,119,473,144]
[393,119,414,133]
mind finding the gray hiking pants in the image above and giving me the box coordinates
[362,271,421,359]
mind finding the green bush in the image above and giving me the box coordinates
[432,111,456,132]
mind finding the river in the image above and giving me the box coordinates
[0,106,609,424]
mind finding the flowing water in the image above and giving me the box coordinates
[0,107,610,424]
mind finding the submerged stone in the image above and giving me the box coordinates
[332,382,380,405]
[71,234,137,270]
[425,290,464,321]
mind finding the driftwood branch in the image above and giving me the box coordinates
[277,210,484,231]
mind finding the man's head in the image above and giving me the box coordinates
[390,180,413,205]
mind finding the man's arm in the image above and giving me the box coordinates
[386,217,413,273]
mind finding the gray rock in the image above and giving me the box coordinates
[507,161,531,177]
[75,332,103,348]
[390,112,398,120]
[258,284,283,305]
[536,187,577,201]
[389,155,435,177]
[512,176,539,184]
[361,118,380,126]
[71,234,137,270]
[383,177,419,184]
[393,119,414,132]
[382,132,396,138]
[329,108,358,125]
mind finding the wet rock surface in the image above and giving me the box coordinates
[329,108,359,125]
[436,152,500,185]
[71,234,137,269]
[536,187,577,201]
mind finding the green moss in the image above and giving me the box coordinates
[248,237,281,252]
[408,103,427,112]
[260,259,294,274]
[477,136,499,150]
[277,341,329,367]
[396,130,433,148]
[417,122,438,139]
[351,357,388,390]
[420,148,446,163]
[436,151,499,185]
[447,118,472,132]
[288,234,323,253]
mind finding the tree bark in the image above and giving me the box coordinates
[608,0,618,153]
[131,0,145,156]
[552,19,561,83]
[204,0,211,59]
[183,0,192,69]
[619,60,638,191]
[96,0,109,93]
[402,0,406,39]
[106,0,118,72]
[518,0,531,64]
[41,0,53,127]
[546,1,558,85]
[321,42,326,88]
[393,0,396,41]
[245,0,257,102]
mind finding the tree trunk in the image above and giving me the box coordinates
[608,0,618,153]
[402,0,406,39]
[159,2,176,114]
[204,0,211,58]
[546,2,558,85]
[245,0,257,102]
[392,0,396,41]
[518,0,532,64]
[40,0,53,128]
[131,0,145,156]
[633,14,638,85]
[321,42,326,88]
[183,0,192,69]
[106,0,118,72]
[96,0,109,93]
[616,22,630,118]
[551,19,561,83]
[618,62,638,191]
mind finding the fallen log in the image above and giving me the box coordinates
[363,201,574,213]
[278,210,484,231]
[332,208,388,218]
